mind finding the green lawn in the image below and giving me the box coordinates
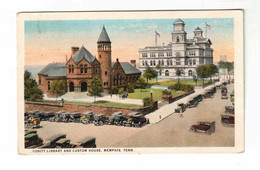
[64,100,142,109]
[128,88,185,100]
[147,79,210,87]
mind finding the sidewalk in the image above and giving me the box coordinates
[145,88,206,123]
[44,92,143,106]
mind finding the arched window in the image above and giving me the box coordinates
[150,60,153,66]
[189,59,192,65]
[165,70,169,76]
[188,70,193,76]
[69,64,71,73]
[176,36,180,43]
[84,64,87,73]
[80,64,83,73]
[193,59,196,65]
[175,52,181,57]
[153,60,156,65]
[142,61,144,66]
[158,60,161,65]
[170,60,172,65]
[162,60,164,65]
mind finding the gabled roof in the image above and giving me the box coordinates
[38,63,66,77]
[73,46,95,64]
[112,62,141,75]
[97,26,111,43]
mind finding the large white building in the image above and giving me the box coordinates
[138,19,214,79]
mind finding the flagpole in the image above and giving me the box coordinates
[205,23,207,38]
[155,31,157,46]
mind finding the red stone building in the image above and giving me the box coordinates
[38,26,141,97]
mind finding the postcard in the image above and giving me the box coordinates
[17,10,244,154]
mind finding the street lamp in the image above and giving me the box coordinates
[150,89,153,100]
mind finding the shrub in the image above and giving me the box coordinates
[143,97,154,108]
[118,87,125,95]
[168,83,194,92]
[126,82,134,93]
[110,86,119,94]
[162,90,172,95]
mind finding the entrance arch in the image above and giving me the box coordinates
[165,70,169,76]
[69,82,74,92]
[81,82,88,92]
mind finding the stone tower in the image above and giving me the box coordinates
[97,26,111,92]
[172,19,187,57]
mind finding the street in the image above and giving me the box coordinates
[35,83,234,147]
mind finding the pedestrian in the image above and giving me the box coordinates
[159,115,161,119]
[180,112,183,118]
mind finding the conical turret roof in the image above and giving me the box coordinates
[97,26,111,43]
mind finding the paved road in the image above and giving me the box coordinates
[113,83,234,147]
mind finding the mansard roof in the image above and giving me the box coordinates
[97,26,111,43]
[112,62,141,75]
[73,46,95,64]
[38,63,66,77]
[174,18,184,24]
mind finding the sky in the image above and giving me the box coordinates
[24,18,234,66]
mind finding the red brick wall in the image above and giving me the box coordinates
[25,102,158,116]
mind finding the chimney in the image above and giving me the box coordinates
[116,58,119,62]
[130,60,136,68]
[71,47,79,57]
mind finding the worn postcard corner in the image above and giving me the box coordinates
[17,10,244,154]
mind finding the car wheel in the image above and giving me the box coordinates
[206,130,211,135]
[190,127,196,132]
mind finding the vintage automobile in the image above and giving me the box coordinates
[41,111,55,121]
[193,94,203,102]
[77,136,96,148]
[40,134,66,148]
[55,138,76,148]
[94,114,108,126]
[221,115,235,126]
[25,133,43,148]
[187,97,198,108]
[69,112,82,123]
[131,113,148,127]
[107,111,123,125]
[202,91,213,98]
[175,103,185,113]
[25,117,41,129]
[230,91,234,103]
[24,130,37,136]
[221,88,228,99]
[113,113,127,126]
[81,111,94,124]
[190,121,216,135]
[123,112,139,127]
[225,106,235,114]
[49,110,66,122]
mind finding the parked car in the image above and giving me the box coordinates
[221,88,228,99]
[225,106,234,114]
[194,94,203,102]
[25,133,43,148]
[107,111,123,125]
[175,103,185,113]
[230,91,234,103]
[24,130,37,136]
[69,112,82,123]
[50,110,66,122]
[55,138,76,148]
[94,114,107,126]
[190,121,216,135]
[40,134,66,148]
[77,136,96,148]
[25,117,41,129]
[187,98,198,108]
[81,111,94,124]
[221,115,234,126]
[131,113,149,127]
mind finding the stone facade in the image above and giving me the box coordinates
[139,18,214,79]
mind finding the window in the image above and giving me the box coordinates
[170,60,173,65]
[84,64,87,73]
[165,70,169,76]
[72,65,74,73]
[166,52,172,56]
[185,59,188,65]
[176,36,180,43]
[176,58,181,65]
[48,81,50,90]
[99,55,101,58]
[167,60,169,65]
[188,70,193,76]
[80,64,83,73]
[153,60,156,65]
[193,59,196,65]
[161,60,164,66]
[39,77,41,84]
[142,61,144,66]
[142,53,148,57]
[69,64,71,73]
[189,59,192,65]
[175,52,181,57]
[158,60,161,65]
[150,53,156,57]
[105,71,107,75]
[158,52,164,57]
[150,60,153,66]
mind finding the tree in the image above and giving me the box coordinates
[196,65,210,86]
[155,64,162,82]
[126,82,134,93]
[50,80,66,99]
[88,76,103,102]
[110,86,119,95]
[176,69,183,84]
[208,64,218,82]
[218,61,234,73]
[136,78,147,92]
[143,67,157,83]
[24,70,43,101]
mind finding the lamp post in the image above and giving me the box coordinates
[150,89,153,100]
